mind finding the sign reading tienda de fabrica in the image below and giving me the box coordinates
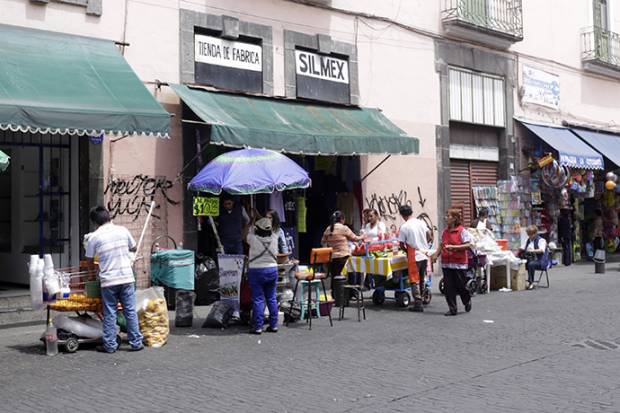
[295,49,350,105]
[194,34,263,93]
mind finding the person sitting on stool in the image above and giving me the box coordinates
[519,225,549,290]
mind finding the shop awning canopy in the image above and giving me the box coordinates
[171,84,419,155]
[571,129,620,169]
[519,121,604,170]
[0,24,170,137]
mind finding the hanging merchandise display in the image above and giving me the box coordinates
[496,177,532,250]
[605,180,617,191]
[472,185,501,238]
[297,196,307,233]
[541,160,569,189]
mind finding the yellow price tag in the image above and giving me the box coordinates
[193,196,219,216]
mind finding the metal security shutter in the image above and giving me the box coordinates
[450,160,473,227]
[470,161,498,186]
[450,160,498,227]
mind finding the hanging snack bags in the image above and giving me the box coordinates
[136,287,169,348]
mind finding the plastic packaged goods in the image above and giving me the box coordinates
[29,255,44,310]
[53,315,104,339]
[136,287,169,348]
[174,290,195,328]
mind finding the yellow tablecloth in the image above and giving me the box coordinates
[346,254,408,278]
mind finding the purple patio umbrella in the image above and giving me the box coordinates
[188,148,311,195]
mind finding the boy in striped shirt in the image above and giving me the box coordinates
[85,206,143,353]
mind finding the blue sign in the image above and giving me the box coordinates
[90,134,104,145]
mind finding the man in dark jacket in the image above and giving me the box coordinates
[217,194,249,255]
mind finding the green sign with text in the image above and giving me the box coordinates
[193,196,219,217]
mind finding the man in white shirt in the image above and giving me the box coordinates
[398,205,432,312]
[86,206,143,353]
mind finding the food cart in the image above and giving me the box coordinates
[348,241,432,307]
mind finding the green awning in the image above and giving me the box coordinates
[0,24,170,137]
[171,84,418,155]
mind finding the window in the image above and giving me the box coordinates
[594,0,609,30]
[449,67,505,127]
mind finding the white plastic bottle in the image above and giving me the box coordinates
[44,320,59,356]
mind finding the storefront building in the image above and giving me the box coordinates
[0,0,439,287]
[3,0,620,289]
[0,22,170,286]
[174,10,421,261]
[512,0,620,259]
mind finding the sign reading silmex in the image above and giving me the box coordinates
[295,50,349,84]
[194,34,262,72]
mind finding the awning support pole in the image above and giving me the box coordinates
[361,155,391,182]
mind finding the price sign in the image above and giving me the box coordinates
[193,196,219,217]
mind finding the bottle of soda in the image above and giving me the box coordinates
[45,320,58,356]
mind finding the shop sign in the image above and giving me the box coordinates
[218,255,244,304]
[194,34,263,93]
[522,65,560,110]
[559,153,603,170]
[193,196,219,217]
[89,134,104,145]
[295,49,350,105]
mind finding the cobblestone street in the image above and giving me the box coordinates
[2,263,620,413]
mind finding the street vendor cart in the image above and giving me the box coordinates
[347,244,432,307]
[42,264,116,353]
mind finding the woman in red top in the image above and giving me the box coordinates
[434,209,473,316]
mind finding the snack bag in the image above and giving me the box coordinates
[136,287,169,348]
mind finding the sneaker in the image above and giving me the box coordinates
[265,326,278,333]
[96,345,117,353]
[249,329,262,335]
[128,345,144,352]
[465,302,472,313]
[528,283,535,290]
[444,311,457,316]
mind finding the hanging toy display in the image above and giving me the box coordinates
[542,160,569,189]
[606,180,617,191]
[586,171,596,198]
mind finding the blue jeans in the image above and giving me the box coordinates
[248,267,278,331]
[526,260,546,283]
[101,283,143,351]
[222,240,244,255]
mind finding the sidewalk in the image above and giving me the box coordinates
[1,263,620,413]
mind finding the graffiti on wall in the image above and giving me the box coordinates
[365,190,412,222]
[366,187,436,232]
[104,175,179,221]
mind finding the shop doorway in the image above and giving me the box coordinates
[0,131,79,286]
[290,156,362,263]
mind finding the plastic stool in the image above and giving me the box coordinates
[299,280,321,321]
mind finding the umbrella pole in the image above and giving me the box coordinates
[209,216,224,254]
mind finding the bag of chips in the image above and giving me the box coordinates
[136,287,169,348]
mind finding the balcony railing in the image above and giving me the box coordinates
[442,0,523,41]
[581,28,620,69]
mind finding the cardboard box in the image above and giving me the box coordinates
[489,264,527,291]
[489,265,508,290]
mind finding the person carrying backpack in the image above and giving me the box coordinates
[246,217,279,334]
